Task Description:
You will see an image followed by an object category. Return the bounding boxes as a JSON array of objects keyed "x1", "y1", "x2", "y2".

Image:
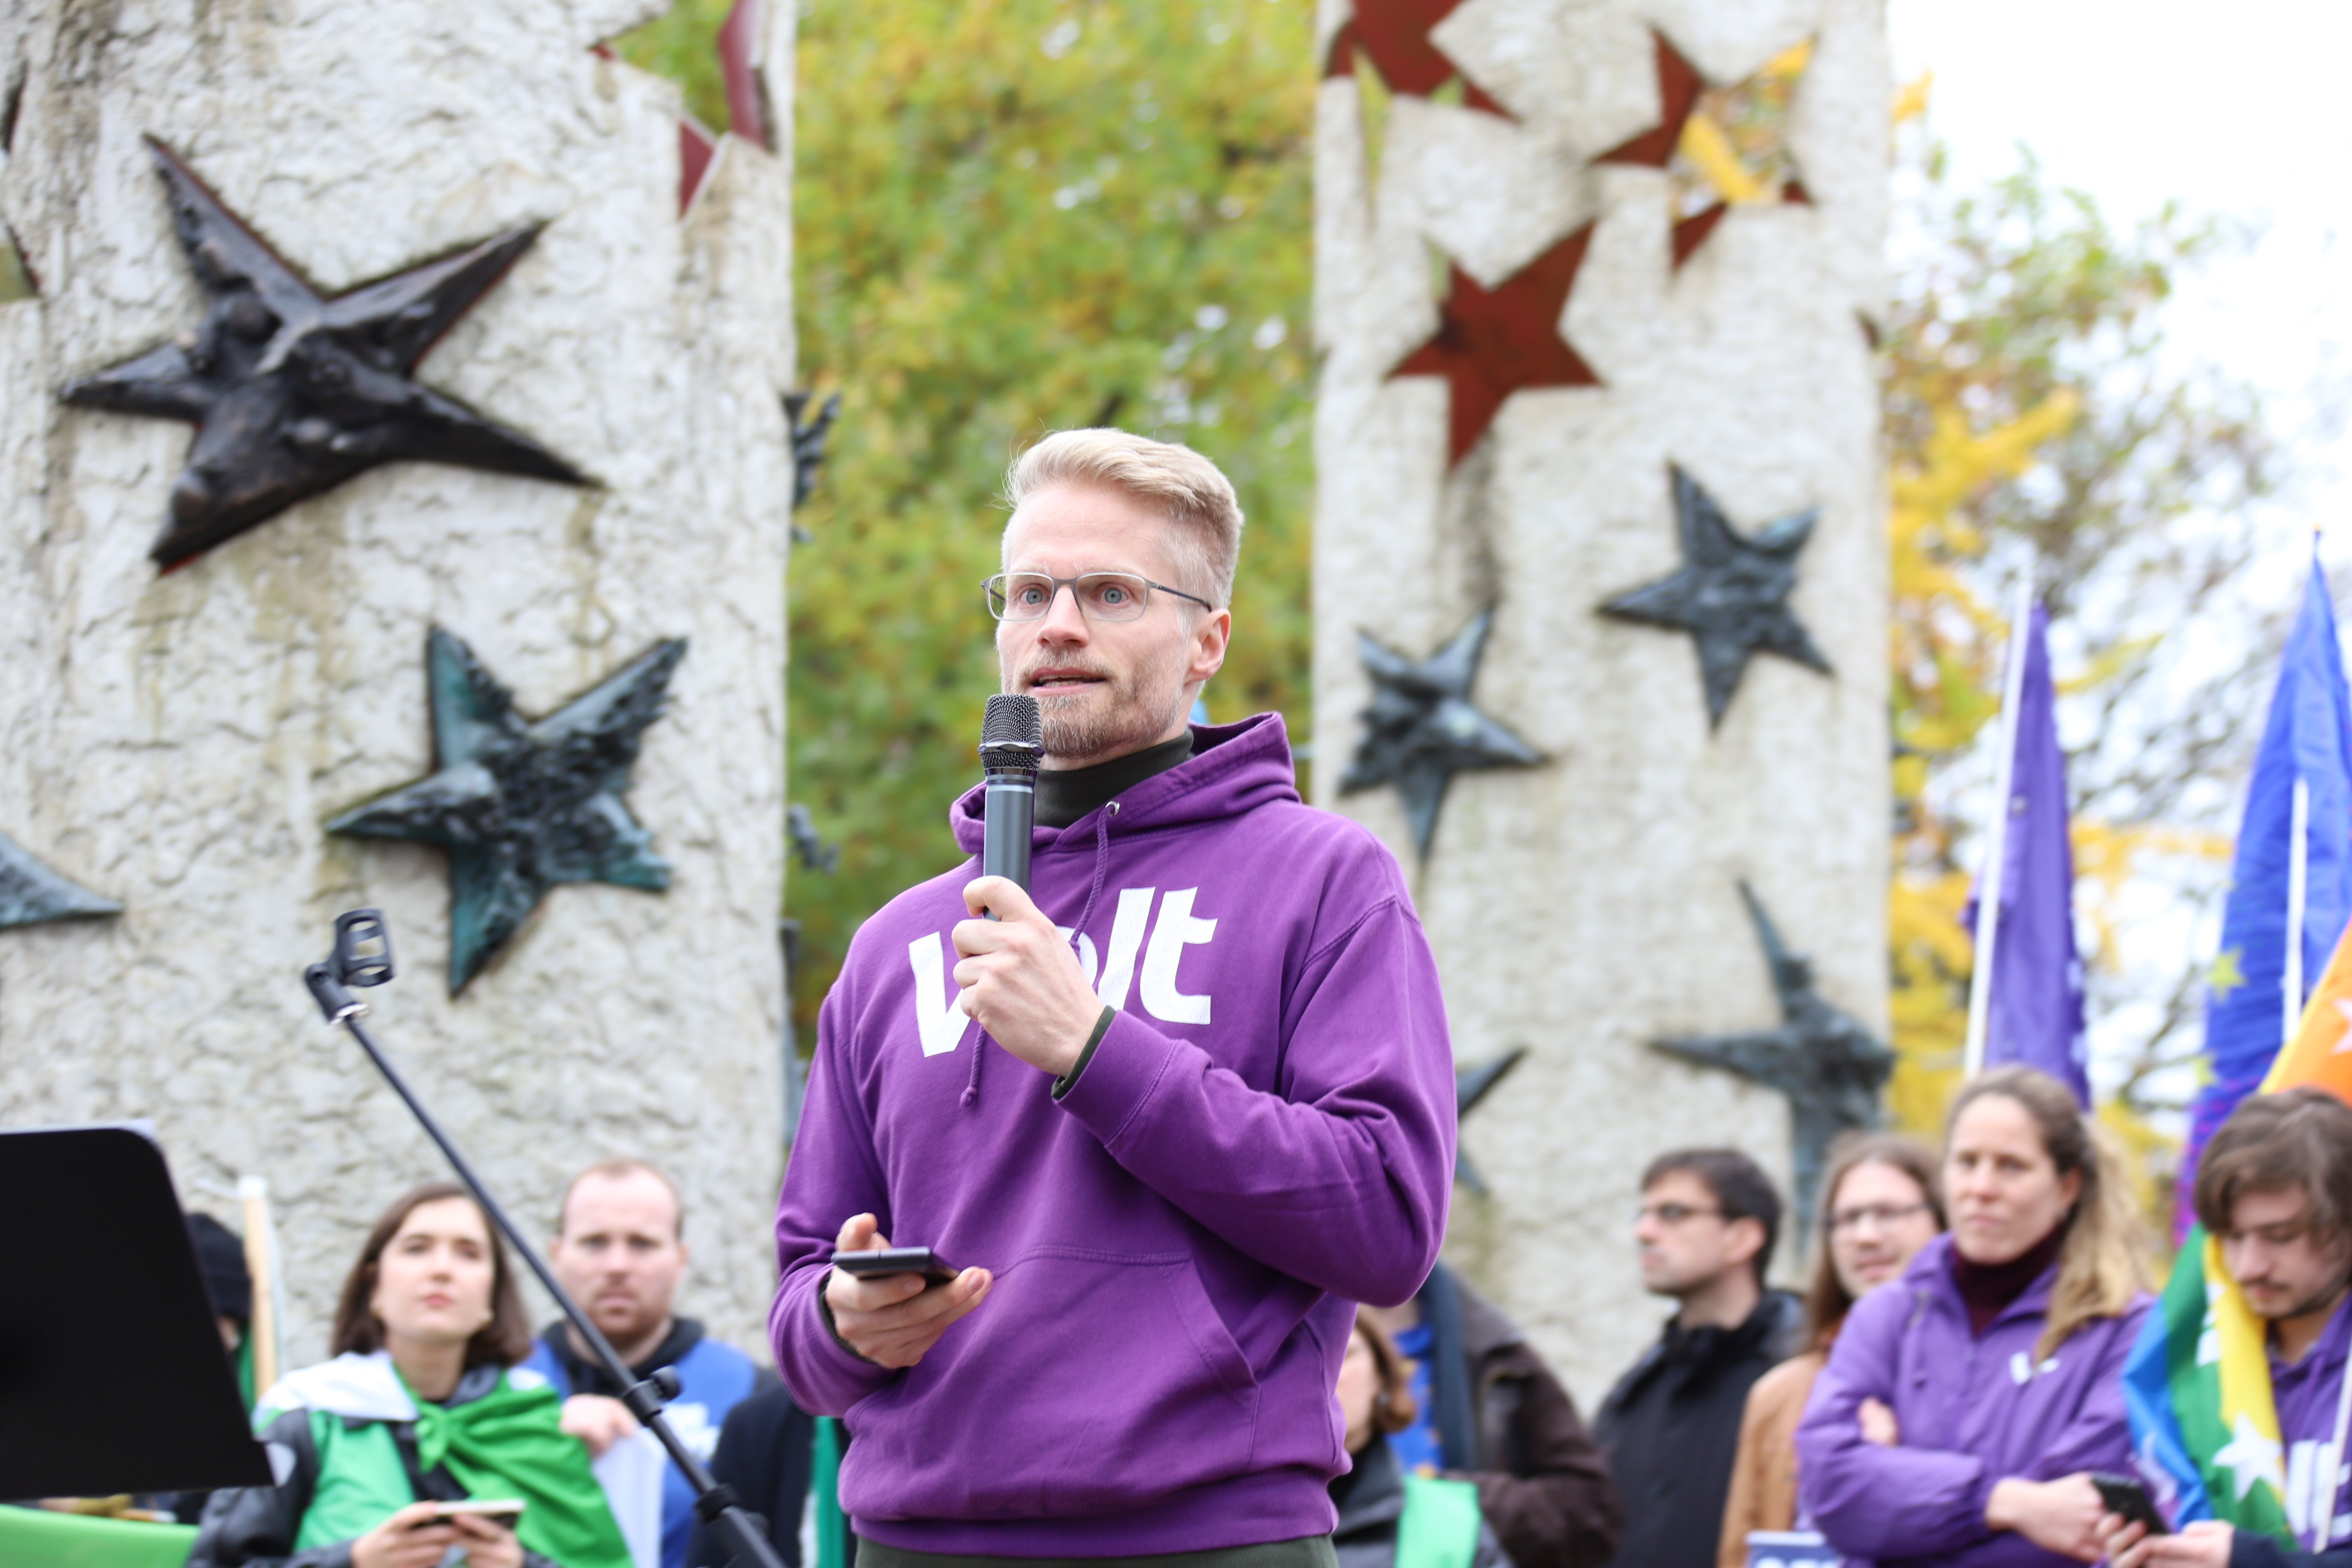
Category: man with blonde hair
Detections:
[{"x1": 770, "y1": 429, "x2": 1458, "y2": 1562}]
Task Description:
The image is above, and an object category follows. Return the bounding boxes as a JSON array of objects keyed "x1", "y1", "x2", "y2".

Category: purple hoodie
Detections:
[
  {"x1": 2270, "y1": 1292, "x2": 2352, "y2": 1549},
  {"x1": 1795, "y1": 1233, "x2": 2151, "y2": 1567},
  {"x1": 769, "y1": 714, "x2": 1456, "y2": 1554}
]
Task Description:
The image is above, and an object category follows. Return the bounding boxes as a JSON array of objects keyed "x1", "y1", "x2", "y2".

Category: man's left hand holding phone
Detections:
[{"x1": 824, "y1": 1212, "x2": 993, "y2": 1368}]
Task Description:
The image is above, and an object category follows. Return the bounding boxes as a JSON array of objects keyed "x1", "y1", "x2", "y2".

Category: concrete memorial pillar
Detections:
[
  {"x1": 1313, "y1": 0, "x2": 1890, "y2": 1399},
  {"x1": 0, "y1": 0, "x2": 794, "y2": 1359}
]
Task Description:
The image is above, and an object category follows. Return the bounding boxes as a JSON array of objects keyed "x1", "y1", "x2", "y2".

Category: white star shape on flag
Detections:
[
  {"x1": 2214, "y1": 1412, "x2": 2287, "y2": 1502},
  {"x1": 2328, "y1": 995, "x2": 2352, "y2": 1052}
]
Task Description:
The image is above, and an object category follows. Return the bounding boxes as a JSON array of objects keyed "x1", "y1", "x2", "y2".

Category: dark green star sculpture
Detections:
[
  {"x1": 0, "y1": 830, "x2": 121, "y2": 929},
  {"x1": 1601, "y1": 466, "x2": 1831, "y2": 727},
  {"x1": 1455, "y1": 1045, "x2": 1526, "y2": 1195},
  {"x1": 60, "y1": 137, "x2": 584, "y2": 570},
  {"x1": 1652, "y1": 882, "x2": 1893, "y2": 1232},
  {"x1": 1340, "y1": 609, "x2": 1543, "y2": 861},
  {"x1": 328, "y1": 628, "x2": 686, "y2": 992}
]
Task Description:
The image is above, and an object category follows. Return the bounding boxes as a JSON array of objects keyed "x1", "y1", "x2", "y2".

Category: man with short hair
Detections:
[
  {"x1": 2106, "y1": 1087, "x2": 2352, "y2": 1568},
  {"x1": 769, "y1": 429, "x2": 1456, "y2": 1560},
  {"x1": 526, "y1": 1159, "x2": 808, "y2": 1568},
  {"x1": 1595, "y1": 1148, "x2": 1805, "y2": 1568}
]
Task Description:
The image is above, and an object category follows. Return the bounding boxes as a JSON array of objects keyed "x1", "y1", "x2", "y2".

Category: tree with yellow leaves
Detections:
[{"x1": 1883, "y1": 128, "x2": 2277, "y2": 1222}]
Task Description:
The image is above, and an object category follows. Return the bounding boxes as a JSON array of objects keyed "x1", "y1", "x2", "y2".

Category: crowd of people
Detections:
[
  {"x1": 1322, "y1": 1067, "x2": 2352, "y2": 1568},
  {"x1": 38, "y1": 433, "x2": 2352, "y2": 1568},
  {"x1": 173, "y1": 1160, "x2": 812, "y2": 1568},
  {"x1": 133, "y1": 1063, "x2": 2352, "y2": 1568}
]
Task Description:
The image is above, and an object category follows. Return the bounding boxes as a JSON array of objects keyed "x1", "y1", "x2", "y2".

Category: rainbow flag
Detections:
[{"x1": 2125, "y1": 911, "x2": 2352, "y2": 1533}]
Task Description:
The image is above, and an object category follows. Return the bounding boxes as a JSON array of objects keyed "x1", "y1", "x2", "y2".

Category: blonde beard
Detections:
[{"x1": 1033, "y1": 672, "x2": 1196, "y2": 765}]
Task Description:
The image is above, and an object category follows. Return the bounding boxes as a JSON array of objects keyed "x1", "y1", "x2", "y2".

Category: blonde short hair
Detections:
[{"x1": 1002, "y1": 429, "x2": 1244, "y2": 609}]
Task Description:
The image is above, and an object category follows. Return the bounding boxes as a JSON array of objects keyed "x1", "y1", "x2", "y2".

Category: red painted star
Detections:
[
  {"x1": 1323, "y1": 0, "x2": 1509, "y2": 118},
  {"x1": 1390, "y1": 224, "x2": 1600, "y2": 466},
  {"x1": 1596, "y1": 31, "x2": 1705, "y2": 170},
  {"x1": 1598, "y1": 30, "x2": 1811, "y2": 268}
]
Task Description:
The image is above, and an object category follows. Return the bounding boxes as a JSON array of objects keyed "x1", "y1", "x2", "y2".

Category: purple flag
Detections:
[{"x1": 1966, "y1": 602, "x2": 2089, "y2": 1104}]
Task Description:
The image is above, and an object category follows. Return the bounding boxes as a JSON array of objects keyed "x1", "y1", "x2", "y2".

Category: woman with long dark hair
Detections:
[
  {"x1": 190, "y1": 1183, "x2": 630, "y2": 1568},
  {"x1": 1796, "y1": 1067, "x2": 2152, "y2": 1566},
  {"x1": 1716, "y1": 1131, "x2": 1945, "y2": 1566}
]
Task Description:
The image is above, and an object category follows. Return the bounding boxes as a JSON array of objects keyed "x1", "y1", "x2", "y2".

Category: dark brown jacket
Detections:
[{"x1": 1434, "y1": 1268, "x2": 1624, "y2": 1568}]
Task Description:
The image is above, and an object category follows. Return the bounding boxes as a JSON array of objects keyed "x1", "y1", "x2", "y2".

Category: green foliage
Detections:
[
  {"x1": 1882, "y1": 131, "x2": 2276, "y2": 1211},
  {"x1": 784, "y1": 0, "x2": 1317, "y2": 1026},
  {"x1": 611, "y1": 0, "x2": 735, "y2": 132}
]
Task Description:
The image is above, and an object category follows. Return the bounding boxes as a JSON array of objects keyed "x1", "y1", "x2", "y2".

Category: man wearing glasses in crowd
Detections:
[
  {"x1": 1596, "y1": 1149, "x2": 1807, "y2": 1568},
  {"x1": 767, "y1": 428, "x2": 1458, "y2": 1565}
]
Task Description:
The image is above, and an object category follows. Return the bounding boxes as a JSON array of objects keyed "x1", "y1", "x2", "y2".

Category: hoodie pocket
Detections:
[{"x1": 839, "y1": 1246, "x2": 1261, "y2": 1520}]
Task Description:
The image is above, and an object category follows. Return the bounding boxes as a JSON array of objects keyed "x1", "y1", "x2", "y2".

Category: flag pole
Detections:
[
  {"x1": 1965, "y1": 582, "x2": 2036, "y2": 1079},
  {"x1": 237, "y1": 1173, "x2": 281, "y2": 1398},
  {"x1": 2287, "y1": 775, "x2": 2312, "y2": 1049}
]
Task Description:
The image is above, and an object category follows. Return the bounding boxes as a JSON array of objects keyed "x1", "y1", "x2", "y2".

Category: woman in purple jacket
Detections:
[{"x1": 1796, "y1": 1067, "x2": 2153, "y2": 1565}]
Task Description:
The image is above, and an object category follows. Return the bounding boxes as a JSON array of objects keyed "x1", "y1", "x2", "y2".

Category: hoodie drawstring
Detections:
[{"x1": 962, "y1": 802, "x2": 1118, "y2": 1110}]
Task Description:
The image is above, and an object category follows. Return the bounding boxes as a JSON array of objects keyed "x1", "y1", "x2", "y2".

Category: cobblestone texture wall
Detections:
[
  {"x1": 0, "y1": 0, "x2": 793, "y2": 1365},
  {"x1": 1314, "y1": 0, "x2": 1889, "y2": 1402}
]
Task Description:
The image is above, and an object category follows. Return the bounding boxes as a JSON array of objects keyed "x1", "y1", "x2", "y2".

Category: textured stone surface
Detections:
[
  {"x1": 0, "y1": 0, "x2": 794, "y2": 1365},
  {"x1": 1315, "y1": 0, "x2": 1888, "y2": 1403}
]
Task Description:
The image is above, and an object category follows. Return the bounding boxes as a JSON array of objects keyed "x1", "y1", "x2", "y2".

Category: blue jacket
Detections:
[{"x1": 523, "y1": 1318, "x2": 763, "y2": 1568}]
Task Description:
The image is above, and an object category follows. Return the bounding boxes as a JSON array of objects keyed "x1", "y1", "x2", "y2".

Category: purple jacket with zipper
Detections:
[
  {"x1": 1795, "y1": 1233, "x2": 2151, "y2": 1568},
  {"x1": 768, "y1": 714, "x2": 1456, "y2": 1555}
]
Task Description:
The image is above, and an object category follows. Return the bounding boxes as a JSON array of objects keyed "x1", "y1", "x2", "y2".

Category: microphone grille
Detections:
[{"x1": 982, "y1": 693, "x2": 1043, "y2": 749}]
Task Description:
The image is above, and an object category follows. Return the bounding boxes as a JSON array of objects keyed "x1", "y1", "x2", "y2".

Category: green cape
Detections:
[{"x1": 257, "y1": 1352, "x2": 629, "y2": 1568}]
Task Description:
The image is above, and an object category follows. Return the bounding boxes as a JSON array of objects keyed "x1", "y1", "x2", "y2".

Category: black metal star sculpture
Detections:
[
  {"x1": 60, "y1": 137, "x2": 585, "y2": 570},
  {"x1": 0, "y1": 830, "x2": 121, "y2": 929},
  {"x1": 784, "y1": 390, "x2": 840, "y2": 511},
  {"x1": 1455, "y1": 1045, "x2": 1527, "y2": 1196},
  {"x1": 1600, "y1": 466, "x2": 1831, "y2": 727},
  {"x1": 1340, "y1": 610, "x2": 1543, "y2": 861},
  {"x1": 1652, "y1": 882, "x2": 1893, "y2": 1232},
  {"x1": 326, "y1": 628, "x2": 686, "y2": 993}
]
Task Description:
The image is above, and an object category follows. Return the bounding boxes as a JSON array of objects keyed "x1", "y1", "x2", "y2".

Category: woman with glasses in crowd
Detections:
[
  {"x1": 1717, "y1": 1132, "x2": 1946, "y2": 1568},
  {"x1": 1796, "y1": 1067, "x2": 2153, "y2": 1566}
]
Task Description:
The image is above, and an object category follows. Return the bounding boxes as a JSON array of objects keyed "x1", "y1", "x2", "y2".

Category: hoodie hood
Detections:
[
  {"x1": 949, "y1": 712, "x2": 1302, "y2": 853},
  {"x1": 769, "y1": 706, "x2": 1456, "y2": 1555}
]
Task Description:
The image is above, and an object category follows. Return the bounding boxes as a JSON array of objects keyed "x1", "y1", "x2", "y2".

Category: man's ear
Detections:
[
  {"x1": 1188, "y1": 607, "x2": 1232, "y2": 686},
  {"x1": 1723, "y1": 1214, "x2": 1767, "y2": 1271}
]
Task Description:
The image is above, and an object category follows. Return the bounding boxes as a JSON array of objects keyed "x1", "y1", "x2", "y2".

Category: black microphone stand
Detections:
[{"x1": 303, "y1": 910, "x2": 786, "y2": 1568}]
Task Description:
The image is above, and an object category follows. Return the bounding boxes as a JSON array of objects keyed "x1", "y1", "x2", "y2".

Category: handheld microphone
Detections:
[{"x1": 978, "y1": 694, "x2": 1042, "y2": 915}]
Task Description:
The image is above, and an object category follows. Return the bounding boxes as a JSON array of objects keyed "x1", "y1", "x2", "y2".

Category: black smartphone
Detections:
[
  {"x1": 2091, "y1": 1472, "x2": 2169, "y2": 1537},
  {"x1": 831, "y1": 1246, "x2": 960, "y2": 1285},
  {"x1": 427, "y1": 1500, "x2": 526, "y2": 1531}
]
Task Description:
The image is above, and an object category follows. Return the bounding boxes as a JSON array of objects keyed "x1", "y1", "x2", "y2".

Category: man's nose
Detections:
[{"x1": 1038, "y1": 583, "x2": 1091, "y2": 641}]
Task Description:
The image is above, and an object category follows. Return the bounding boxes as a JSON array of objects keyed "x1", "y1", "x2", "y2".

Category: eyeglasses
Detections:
[
  {"x1": 1635, "y1": 1202, "x2": 1724, "y2": 1227},
  {"x1": 1826, "y1": 1201, "x2": 1932, "y2": 1235},
  {"x1": 983, "y1": 571, "x2": 1215, "y2": 623}
]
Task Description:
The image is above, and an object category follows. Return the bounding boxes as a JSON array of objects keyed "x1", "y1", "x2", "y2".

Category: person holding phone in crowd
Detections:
[
  {"x1": 1715, "y1": 1132, "x2": 1946, "y2": 1568},
  {"x1": 2103, "y1": 1089, "x2": 2352, "y2": 1568},
  {"x1": 1796, "y1": 1067, "x2": 2152, "y2": 1566},
  {"x1": 189, "y1": 1183, "x2": 631, "y2": 1568}
]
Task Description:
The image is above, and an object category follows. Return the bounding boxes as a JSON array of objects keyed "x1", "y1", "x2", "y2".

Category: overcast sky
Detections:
[
  {"x1": 1887, "y1": 0, "x2": 2352, "y2": 1103},
  {"x1": 1891, "y1": 0, "x2": 2352, "y2": 519}
]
